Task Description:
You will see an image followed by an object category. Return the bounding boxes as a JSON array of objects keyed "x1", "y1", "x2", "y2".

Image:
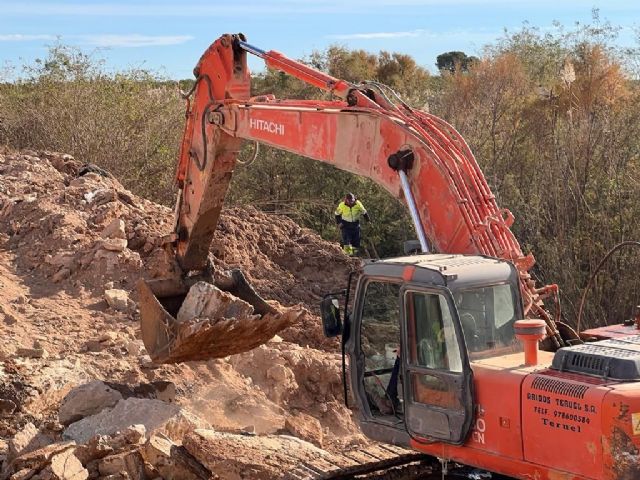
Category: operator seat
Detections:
[{"x1": 460, "y1": 312, "x2": 480, "y2": 351}]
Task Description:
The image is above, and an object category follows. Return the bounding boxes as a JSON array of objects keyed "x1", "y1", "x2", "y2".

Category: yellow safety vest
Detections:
[{"x1": 335, "y1": 200, "x2": 367, "y2": 223}]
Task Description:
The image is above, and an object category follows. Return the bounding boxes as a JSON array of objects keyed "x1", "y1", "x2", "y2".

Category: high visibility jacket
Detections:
[{"x1": 335, "y1": 200, "x2": 367, "y2": 223}]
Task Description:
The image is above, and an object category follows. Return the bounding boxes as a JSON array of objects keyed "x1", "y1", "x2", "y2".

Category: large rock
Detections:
[
  {"x1": 100, "y1": 238, "x2": 128, "y2": 252},
  {"x1": 6, "y1": 423, "x2": 54, "y2": 465},
  {"x1": 15, "y1": 347, "x2": 47, "y2": 359},
  {"x1": 58, "y1": 381, "x2": 124, "y2": 426},
  {"x1": 105, "y1": 381, "x2": 176, "y2": 404},
  {"x1": 63, "y1": 398, "x2": 207, "y2": 444},
  {"x1": 40, "y1": 448, "x2": 88, "y2": 480},
  {"x1": 104, "y1": 289, "x2": 130, "y2": 311},
  {"x1": 0, "y1": 399, "x2": 16, "y2": 416},
  {"x1": 176, "y1": 282, "x2": 255, "y2": 323},
  {"x1": 97, "y1": 450, "x2": 145, "y2": 479},
  {"x1": 72, "y1": 436, "x2": 114, "y2": 466},
  {"x1": 73, "y1": 425, "x2": 146, "y2": 467},
  {"x1": 285, "y1": 412, "x2": 324, "y2": 447},
  {"x1": 100, "y1": 219, "x2": 126, "y2": 240},
  {"x1": 183, "y1": 429, "x2": 328, "y2": 480},
  {"x1": 6, "y1": 442, "x2": 76, "y2": 477},
  {"x1": 141, "y1": 435, "x2": 211, "y2": 480}
]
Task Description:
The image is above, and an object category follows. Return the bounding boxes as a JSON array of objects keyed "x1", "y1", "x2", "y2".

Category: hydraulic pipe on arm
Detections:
[
  {"x1": 236, "y1": 40, "x2": 383, "y2": 109},
  {"x1": 171, "y1": 33, "x2": 564, "y2": 349}
]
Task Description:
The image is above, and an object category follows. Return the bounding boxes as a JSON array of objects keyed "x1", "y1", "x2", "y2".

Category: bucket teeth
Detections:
[{"x1": 137, "y1": 277, "x2": 302, "y2": 364}]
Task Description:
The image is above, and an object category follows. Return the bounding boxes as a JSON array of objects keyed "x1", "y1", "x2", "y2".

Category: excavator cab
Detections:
[{"x1": 323, "y1": 253, "x2": 523, "y2": 446}]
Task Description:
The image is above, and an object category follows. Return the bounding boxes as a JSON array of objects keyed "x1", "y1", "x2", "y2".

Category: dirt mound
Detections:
[
  {"x1": 0, "y1": 149, "x2": 376, "y2": 478},
  {"x1": 211, "y1": 208, "x2": 354, "y2": 308},
  {"x1": 0, "y1": 150, "x2": 355, "y2": 304},
  {"x1": 0, "y1": 150, "x2": 356, "y2": 351}
]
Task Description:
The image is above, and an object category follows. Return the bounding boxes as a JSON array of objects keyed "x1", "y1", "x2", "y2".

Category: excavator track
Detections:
[{"x1": 284, "y1": 444, "x2": 432, "y2": 479}]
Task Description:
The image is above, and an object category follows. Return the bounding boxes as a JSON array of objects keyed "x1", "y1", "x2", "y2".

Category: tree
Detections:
[
  {"x1": 436, "y1": 51, "x2": 479, "y2": 73},
  {"x1": 432, "y1": 19, "x2": 640, "y2": 329}
]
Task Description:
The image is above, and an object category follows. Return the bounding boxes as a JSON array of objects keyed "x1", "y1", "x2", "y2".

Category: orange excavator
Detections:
[{"x1": 138, "y1": 34, "x2": 640, "y2": 480}]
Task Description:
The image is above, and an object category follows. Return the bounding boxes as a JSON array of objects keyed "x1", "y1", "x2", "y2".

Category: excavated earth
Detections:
[{"x1": 0, "y1": 149, "x2": 445, "y2": 479}]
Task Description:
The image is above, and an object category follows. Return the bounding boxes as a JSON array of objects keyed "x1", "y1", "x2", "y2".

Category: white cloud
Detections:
[
  {"x1": 0, "y1": 33, "x2": 192, "y2": 48},
  {"x1": 326, "y1": 28, "x2": 500, "y2": 44},
  {"x1": 327, "y1": 30, "x2": 424, "y2": 40},
  {"x1": 2, "y1": 0, "x2": 637, "y2": 17},
  {"x1": 0, "y1": 34, "x2": 56, "y2": 41},
  {"x1": 78, "y1": 34, "x2": 194, "y2": 48},
  {"x1": 0, "y1": 2, "x2": 324, "y2": 16}
]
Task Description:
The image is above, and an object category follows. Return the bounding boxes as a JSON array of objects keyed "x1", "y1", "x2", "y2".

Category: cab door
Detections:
[{"x1": 401, "y1": 286, "x2": 474, "y2": 445}]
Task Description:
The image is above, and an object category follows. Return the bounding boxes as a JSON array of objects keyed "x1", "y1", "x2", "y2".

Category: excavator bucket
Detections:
[{"x1": 138, "y1": 270, "x2": 303, "y2": 364}]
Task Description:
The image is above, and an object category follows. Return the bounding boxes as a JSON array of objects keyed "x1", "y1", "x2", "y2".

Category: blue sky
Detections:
[{"x1": 1, "y1": 1, "x2": 638, "y2": 80}]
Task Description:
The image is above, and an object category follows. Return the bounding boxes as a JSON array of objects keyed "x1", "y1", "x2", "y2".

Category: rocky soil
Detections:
[{"x1": 0, "y1": 148, "x2": 387, "y2": 479}]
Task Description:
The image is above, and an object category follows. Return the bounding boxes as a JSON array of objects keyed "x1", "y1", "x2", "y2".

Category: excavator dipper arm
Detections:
[{"x1": 140, "y1": 33, "x2": 563, "y2": 363}]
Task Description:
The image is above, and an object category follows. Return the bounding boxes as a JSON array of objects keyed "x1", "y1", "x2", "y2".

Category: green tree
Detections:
[{"x1": 436, "y1": 51, "x2": 479, "y2": 73}]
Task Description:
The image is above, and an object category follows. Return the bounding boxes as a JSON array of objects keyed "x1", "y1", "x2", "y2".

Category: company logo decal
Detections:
[{"x1": 250, "y1": 118, "x2": 285, "y2": 136}]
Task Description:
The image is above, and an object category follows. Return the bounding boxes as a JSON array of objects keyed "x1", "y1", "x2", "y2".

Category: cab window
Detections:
[
  {"x1": 360, "y1": 281, "x2": 402, "y2": 418},
  {"x1": 454, "y1": 284, "x2": 520, "y2": 359},
  {"x1": 406, "y1": 291, "x2": 462, "y2": 373},
  {"x1": 404, "y1": 290, "x2": 464, "y2": 411}
]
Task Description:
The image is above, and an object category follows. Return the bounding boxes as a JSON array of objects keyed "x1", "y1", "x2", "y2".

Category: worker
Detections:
[{"x1": 335, "y1": 193, "x2": 370, "y2": 256}]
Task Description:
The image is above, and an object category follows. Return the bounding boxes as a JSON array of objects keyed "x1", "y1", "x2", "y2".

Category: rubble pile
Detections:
[
  {"x1": 0, "y1": 149, "x2": 372, "y2": 479},
  {"x1": 0, "y1": 408, "x2": 214, "y2": 480}
]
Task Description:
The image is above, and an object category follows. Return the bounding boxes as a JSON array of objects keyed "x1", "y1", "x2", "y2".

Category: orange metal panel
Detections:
[
  {"x1": 410, "y1": 356, "x2": 606, "y2": 480},
  {"x1": 410, "y1": 359, "x2": 527, "y2": 462},
  {"x1": 467, "y1": 361, "x2": 526, "y2": 458},
  {"x1": 581, "y1": 323, "x2": 640, "y2": 340},
  {"x1": 600, "y1": 383, "x2": 640, "y2": 479},
  {"x1": 521, "y1": 371, "x2": 608, "y2": 478}
]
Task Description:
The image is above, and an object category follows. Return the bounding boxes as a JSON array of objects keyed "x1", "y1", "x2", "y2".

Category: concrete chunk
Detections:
[
  {"x1": 63, "y1": 398, "x2": 208, "y2": 444},
  {"x1": 176, "y1": 282, "x2": 254, "y2": 323},
  {"x1": 141, "y1": 434, "x2": 211, "y2": 480},
  {"x1": 104, "y1": 289, "x2": 129, "y2": 311},
  {"x1": 58, "y1": 381, "x2": 123, "y2": 426}
]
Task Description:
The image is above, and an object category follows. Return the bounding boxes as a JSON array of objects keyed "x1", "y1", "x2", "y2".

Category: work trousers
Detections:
[{"x1": 340, "y1": 221, "x2": 361, "y2": 249}]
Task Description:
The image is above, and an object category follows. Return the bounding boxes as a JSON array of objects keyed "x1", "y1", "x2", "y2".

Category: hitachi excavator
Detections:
[{"x1": 138, "y1": 34, "x2": 640, "y2": 480}]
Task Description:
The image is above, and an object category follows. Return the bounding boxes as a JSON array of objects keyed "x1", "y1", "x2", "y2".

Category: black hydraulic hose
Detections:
[
  {"x1": 341, "y1": 270, "x2": 356, "y2": 407},
  {"x1": 341, "y1": 331, "x2": 348, "y2": 408},
  {"x1": 576, "y1": 241, "x2": 640, "y2": 334},
  {"x1": 182, "y1": 74, "x2": 214, "y2": 172}
]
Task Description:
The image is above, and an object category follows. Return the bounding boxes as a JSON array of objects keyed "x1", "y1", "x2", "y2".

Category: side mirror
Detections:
[
  {"x1": 320, "y1": 295, "x2": 343, "y2": 337},
  {"x1": 403, "y1": 240, "x2": 422, "y2": 255}
]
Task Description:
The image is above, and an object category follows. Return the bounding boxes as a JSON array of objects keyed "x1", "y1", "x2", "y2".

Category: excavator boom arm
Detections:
[{"x1": 170, "y1": 33, "x2": 562, "y2": 349}]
